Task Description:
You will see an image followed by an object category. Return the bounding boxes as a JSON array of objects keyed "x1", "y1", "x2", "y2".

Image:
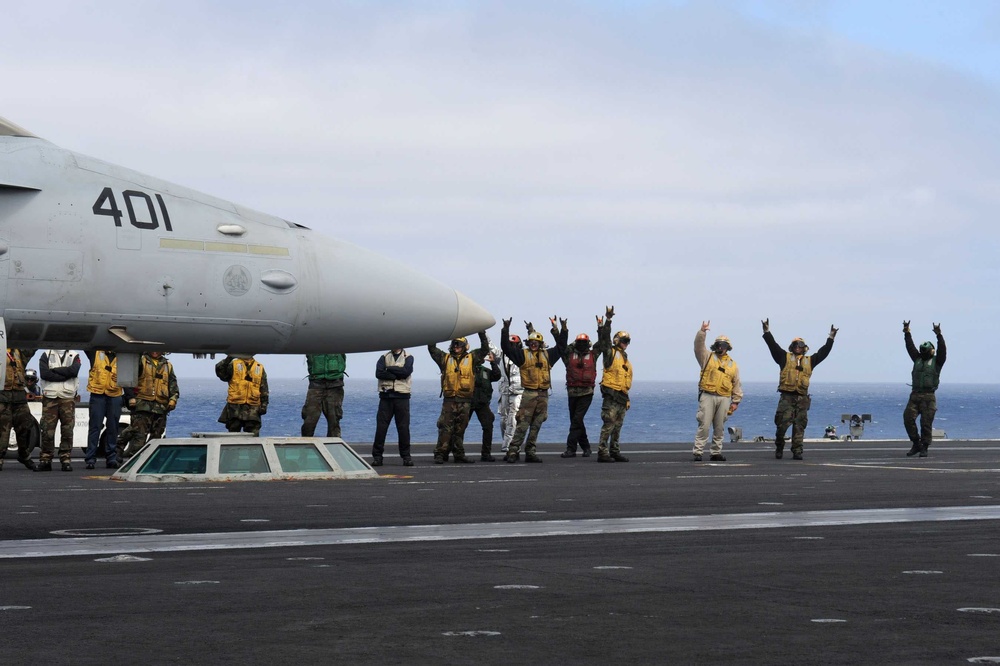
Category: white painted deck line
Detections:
[{"x1": 3, "y1": 505, "x2": 1000, "y2": 559}]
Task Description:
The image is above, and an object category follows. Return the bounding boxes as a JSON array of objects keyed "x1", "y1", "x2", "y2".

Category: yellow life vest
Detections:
[
  {"x1": 778, "y1": 353, "x2": 812, "y2": 395},
  {"x1": 227, "y1": 358, "x2": 264, "y2": 405},
  {"x1": 4, "y1": 349, "x2": 26, "y2": 391},
  {"x1": 699, "y1": 354, "x2": 736, "y2": 396},
  {"x1": 87, "y1": 351, "x2": 123, "y2": 397},
  {"x1": 441, "y1": 353, "x2": 475, "y2": 399},
  {"x1": 137, "y1": 355, "x2": 174, "y2": 404},
  {"x1": 600, "y1": 349, "x2": 633, "y2": 393},
  {"x1": 520, "y1": 349, "x2": 551, "y2": 390}
]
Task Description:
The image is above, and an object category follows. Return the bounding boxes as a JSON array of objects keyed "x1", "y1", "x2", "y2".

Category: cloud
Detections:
[{"x1": 4, "y1": 1, "x2": 998, "y2": 382}]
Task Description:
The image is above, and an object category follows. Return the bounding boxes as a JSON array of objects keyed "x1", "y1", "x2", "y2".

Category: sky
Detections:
[{"x1": 4, "y1": 0, "x2": 1000, "y2": 383}]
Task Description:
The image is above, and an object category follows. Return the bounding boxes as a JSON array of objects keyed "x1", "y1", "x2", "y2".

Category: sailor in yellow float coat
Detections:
[
  {"x1": 427, "y1": 331, "x2": 490, "y2": 464},
  {"x1": 500, "y1": 316, "x2": 568, "y2": 462},
  {"x1": 596, "y1": 306, "x2": 633, "y2": 463},
  {"x1": 0, "y1": 348, "x2": 38, "y2": 470},
  {"x1": 216, "y1": 354, "x2": 269, "y2": 436},
  {"x1": 84, "y1": 350, "x2": 125, "y2": 468},
  {"x1": 693, "y1": 321, "x2": 743, "y2": 461},
  {"x1": 762, "y1": 319, "x2": 837, "y2": 460}
]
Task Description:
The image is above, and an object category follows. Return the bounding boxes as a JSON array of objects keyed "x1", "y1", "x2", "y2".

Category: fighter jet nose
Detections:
[{"x1": 450, "y1": 290, "x2": 495, "y2": 338}]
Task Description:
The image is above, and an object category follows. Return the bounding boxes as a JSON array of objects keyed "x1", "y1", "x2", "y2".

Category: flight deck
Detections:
[{"x1": 2, "y1": 439, "x2": 999, "y2": 665}]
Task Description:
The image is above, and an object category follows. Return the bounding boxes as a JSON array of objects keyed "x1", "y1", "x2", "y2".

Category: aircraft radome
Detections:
[{"x1": 0, "y1": 116, "x2": 494, "y2": 384}]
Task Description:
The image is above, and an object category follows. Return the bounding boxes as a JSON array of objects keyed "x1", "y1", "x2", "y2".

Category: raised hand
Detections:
[
  {"x1": 761, "y1": 318, "x2": 769, "y2": 333},
  {"x1": 701, "y1": 320, "x2": 711, "y2": 332},
  {"x1": 829, "y1": 325, "x2": 839, "y2": 338}
]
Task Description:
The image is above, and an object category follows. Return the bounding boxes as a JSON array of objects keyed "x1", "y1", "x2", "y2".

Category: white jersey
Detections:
[{"x1": 490, "y1": 340, "x2": 522, "y2": 396}]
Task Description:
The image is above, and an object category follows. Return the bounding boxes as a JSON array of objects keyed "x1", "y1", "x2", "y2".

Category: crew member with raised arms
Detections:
[
  {"x1": 596, "y1": 307, "x2": 632, "y2": 463},
  {"x1": 493, "y1": 335, "x2": 523, "y2": 454},
  {"x1": 428, "y1": 331, "x2": 490, "y2": 464},
  {"x1": 692, "y1": 322, "x2": 742, "y2": 462},
  {"x1": 560, "y1": 312, "x2": 611, "y2": 459},
  {"x1": 903, "y1": 321, "x2": 946, "y2": 458},
  {"x1": 471, "y1": 350, "x2": 502, "y2": 461},
  {"x1": 500, "y1": 316, "x2": 567, "y2": 463},
  {"x1": 761, "y1": 320, "x2": 838, "y2": 460}
]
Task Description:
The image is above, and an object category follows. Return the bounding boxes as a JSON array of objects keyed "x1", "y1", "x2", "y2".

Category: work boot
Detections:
[
  {"x1": 560, "y1": 449, "x2": 577, "y2": 458},
  {"x1": 403, "y1": 457, "x2": 414, "y2": 467},
  {"x1": 35, "y1": 460, "x2": 53, "y2": 472},
  {"x1": 453, "y1": 456, "x2": 476, "y2": 464},
  {"x1": 598, "y1": 453, "x2": 614, "y2": 463},
  {"x1": 710, "y1": 454, "x2": 727, "y2": 462},
  {"x1": 61, "y1": 461, "x2": 73, "y2": 472},
  {"x1": 792, "y1": 452, "x2": 803, "y2": 461},
  {"x1": 505, "y1": 452, "x2": 519, "y2": 463},
  {"x1": 18, "y1": 457, "x2": 36, "y2": 471},
  {"x1": 693, "y1": 454, "x2": 703, "y2": 462},
  {"x1": 480, "y1": 454, "x2": 495, "y2": 462},
  {"x1": 86, "y1": 462, "x2": 95, "y2": 470},
  {"x1": 581, "y1": 446, "x2": 591, "y2": 457},
  {"x1": 611, "y1": 453, "x2": 629, "y2": 462},
  {"x1": 906, "y1": 441, "x2": 921, "y2": 457},
  {"x1": 775, "y1": 444, "x2": 784, "y2": 459},
  {"x1": 918, "y1": 445, "x2": 929, "y2": 458},
  {"x1": 524, "y1": 453, "x2": 542, "y2": 463},
  {"x1": 433, "y1": 454, "x2": 445, "y2": 464},
  {"x1": 371, "y1": 457, "x2": 383, "y2": 467},
  {"x1": 106, "y1": 461, "x2": 120, "y2": 469}
]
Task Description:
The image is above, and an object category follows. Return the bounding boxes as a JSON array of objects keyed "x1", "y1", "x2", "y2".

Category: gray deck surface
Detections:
[{"x1": 2, "y1": 439, "x2": 999, "y2": 665}]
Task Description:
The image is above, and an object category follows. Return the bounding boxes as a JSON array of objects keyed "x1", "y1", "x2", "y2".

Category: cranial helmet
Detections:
[
  {"x1": 527, "y1": 331, "x2": 545, "y2": 344},
  {"x1": 451, "y1": 337, "x2": 469, "y2": 350},
  {"x1": 788, "y1": 337, "x2": 809, "y2": 353},
  {"x1": 711, "y1": 335, "x2": 732, "y2": 353},
  {"x1": 575, "y1": 333, "x2": 590, "y2": 343},
  {"x1": 25, "y1": 368, "x2": 38, "y2": 383},
  {"x1": 919, "y1": 341, "x2": 935, "y2": 358},
  {"x1": 509, "y1": 334, "x2": 522, "y2": 345},
  {"x1": 613, "y1": 330, "x2": 631, "y2": 346}
]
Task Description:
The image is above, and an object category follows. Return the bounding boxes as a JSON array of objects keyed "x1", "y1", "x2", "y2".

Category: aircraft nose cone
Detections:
[{"x1": 450, "y1": 291, "x2": 495, "y2": 339}]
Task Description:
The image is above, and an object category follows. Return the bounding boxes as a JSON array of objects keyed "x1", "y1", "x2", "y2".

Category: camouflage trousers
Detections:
[
  {"x1": 435, "y1": 400, "x2": 473, "y2": 459},
  {"x1": 508, "y1": 389, "x2": 548, "y2": 456},
  {"x1": 903, "y1": 391, "x2": 937, "y2": 449},
  {"x1": 118, "y1": 411, "x2": 168, "y2": 459},
  {"x1": 0, "y1": 401, "x2": 36, "y2": 461},
  {"x1": 470, "y1": 401, "x2": 495, "y2": 456},
  {"x1": 597, "y1": 388, "x2": 628, "y2": 458},
  {"x1": 39, "y1": 397, "x2": 75, "y2": 462},
  {"x1": 774, "y1": 392, "x2": 811, "y2": 454},
  {"x1": 300, "y1": 386, "x2": 344, "y2": 437},
  {"x1": 219, "y1": 403, "x2": 263, "y2": 437}
]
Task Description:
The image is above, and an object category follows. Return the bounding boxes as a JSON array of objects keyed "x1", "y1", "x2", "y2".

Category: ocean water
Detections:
[{"x1": 149, "y1": 379, "x2": 1000, "y2": 444}]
